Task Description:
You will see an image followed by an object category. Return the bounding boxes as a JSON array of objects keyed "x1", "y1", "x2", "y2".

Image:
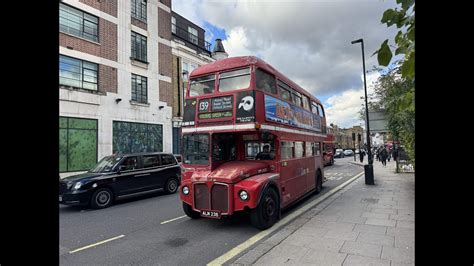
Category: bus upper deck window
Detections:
[
  {"x1": 219, "y1": 68, "x2": 251, "y2": 92},
  {"x1": 256, "y1": 68, "x2": 276, "y2": 94},
  {"x1": 189, "y1": 74, "x2": 216, "y2": 96}
]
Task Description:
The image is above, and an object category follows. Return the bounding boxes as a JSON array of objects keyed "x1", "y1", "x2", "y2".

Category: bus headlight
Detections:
[
  {"x1": 182, "y1": 186, "x2": 190, "y2": 195},
  {"x1": 239, "y1": 190, "x2": 249, "y2": 201}
]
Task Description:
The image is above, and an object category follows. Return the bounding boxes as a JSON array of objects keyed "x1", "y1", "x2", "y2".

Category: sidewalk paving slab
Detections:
[{"x1": 230, "y1": 160, "x2": 414, "y2": 265}]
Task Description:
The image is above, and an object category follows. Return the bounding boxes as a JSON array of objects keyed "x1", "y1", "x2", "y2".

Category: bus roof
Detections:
[{"x1": 190, "y1": 56, "x2": 322, "y2": 105}]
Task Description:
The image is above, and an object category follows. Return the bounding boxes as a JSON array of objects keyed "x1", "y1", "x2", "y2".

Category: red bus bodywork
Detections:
[{"x1": 180, "y1": 56, "x2": 327, "y2": 229}]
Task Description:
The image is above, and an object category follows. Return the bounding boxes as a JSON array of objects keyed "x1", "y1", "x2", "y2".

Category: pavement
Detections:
[{"x1": 231, "y1": 158, "x2": 414, "y2": 265}]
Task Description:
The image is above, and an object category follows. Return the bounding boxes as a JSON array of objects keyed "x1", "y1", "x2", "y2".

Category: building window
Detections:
[
  {"x1": 131, "y1": 74, "x2": 148, "y2": 103},
  {"x1": 131, "y1": 0, "x2": 147, "y2": 21},
  {"x1": 60, "y1": 117, "x2": 98, "y2": 172},
  {"x1": 59, "y1": 55, "x2": 98, "y2": 91},
  {"x1": 188, "y1": 26, "x2": 198, "y2": 45},
  {"x1": 131, "y1": 31, "x2": 147, "y2": 62},
  {"x1": 60, "y1": 3, "x2": 99, "y2": 42},
  {"x1": 171, "y1": 16, "x2": 176, "y2": 34},
  {"x1": 113, "y1": 121, "x2": 163, "y2": 154}
]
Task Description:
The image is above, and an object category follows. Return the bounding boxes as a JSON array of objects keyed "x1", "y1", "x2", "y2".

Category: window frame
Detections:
[
  {"x1": 281, "y1": 141, "x2": 295, "y2": 160},
  {"x1": 255, "y1": 68, "x2": 277, "y2": 95},
  {"x1": 218, "y1": 67, "x2": 252, "y2": 93},
  {"x1": 131, "y1": 73, "x2": 148, "y2": 104},
  {"x1": 131, "y1": 0, "x2": 147, "y2": 22},
  {"x1": 188, "y1": 26, "x2": 198, "y2": 45},
  {"x1": 171, "y1": 16, "x2": 176, "y2": 34},
  {"x1": 131, "y1": 31, "x2": 148, "y2": 62},
  {"x1": 59, "y1": 55, "x2": 98, "y2": 91},
  {"x1": 59, "y1": 3, "x2": 99, "y2": 43},
  {"x1": 277, "y1": 80, "x2": 292, "y2": 102}
]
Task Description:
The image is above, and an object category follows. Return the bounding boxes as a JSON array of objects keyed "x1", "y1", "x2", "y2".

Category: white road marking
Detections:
[
  {"x1": 68, "y1": 235, "x2": 125, "y2": 254},
  {"x1": 207, "y1": 170, "x2": 364, "y2": 266},
  {"x1": 160, "y1": 215, "x2": 187, "y2": 225},
  {"x1": 336, "y1": 176, "x2": 343, "y2": 180}
]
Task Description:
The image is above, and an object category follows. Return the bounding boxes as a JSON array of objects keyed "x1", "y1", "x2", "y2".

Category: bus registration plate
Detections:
[{"x1": 201, "y1": 210, "x2": 221, "y2": 219}]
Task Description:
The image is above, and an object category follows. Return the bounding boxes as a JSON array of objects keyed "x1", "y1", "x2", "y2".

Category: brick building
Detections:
[{"x1": 59, "y1": 0, "x2": 174, "y2": 177}]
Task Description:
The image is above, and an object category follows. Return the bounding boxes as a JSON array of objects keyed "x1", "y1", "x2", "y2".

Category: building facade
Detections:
[
  {"x1": 59, "y1": 0, "x2": 174, "y2": 177},
  {"x1": 169, "y1": 12, "x2": 226, "y2": 154},
  {"x1": 330, "y1": 124, "x2": 365, "y2": 150}
]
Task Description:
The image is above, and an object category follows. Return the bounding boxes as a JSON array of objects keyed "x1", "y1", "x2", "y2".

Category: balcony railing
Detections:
[{"x1": 172, "y1": 23, "x2": 211, "y2": 52}]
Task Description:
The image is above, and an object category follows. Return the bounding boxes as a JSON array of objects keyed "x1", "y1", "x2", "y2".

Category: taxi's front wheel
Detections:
[{"x1": 90, "y1": 188, "x2": 114, "y2": 209}]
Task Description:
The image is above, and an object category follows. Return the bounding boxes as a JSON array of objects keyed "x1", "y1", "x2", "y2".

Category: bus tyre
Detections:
[
  {"x1": 315, "y1": 171, "x2": 323, "y2": 194},
  {"x1": 164, "y1": 178, "x2": 179, "y2": 194},
  {"x1": 251, "y1": 188, "x2": 279, "y2": 230},
  {"x1": 90, "y1": 188, "x2": 114, "y2": 209},
  {"x1": 183, "y1": 202, "x2": 201, "y2": 219}
]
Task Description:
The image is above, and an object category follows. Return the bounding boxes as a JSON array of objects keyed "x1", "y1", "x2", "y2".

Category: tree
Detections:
[
  {"x1": 374, "y1": 0, "x2": 415, "y2": 80},
  {"x1": 373, "y1": 0, "x2": 415, "y2": 168},
  {"x1": 371, "y1": 67, "x2": 415, "y2": 167}
]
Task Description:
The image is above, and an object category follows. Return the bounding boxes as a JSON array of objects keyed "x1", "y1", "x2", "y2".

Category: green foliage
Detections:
[
  {"x1": 372, "y1": 0, "x2": 415, "y2": 168},
  {"x1": 372, "y1": 67, "x2": 415, "y2": 168},
  {"x1": 374, "y1": 0, "x2": 415, "y2": 80}
]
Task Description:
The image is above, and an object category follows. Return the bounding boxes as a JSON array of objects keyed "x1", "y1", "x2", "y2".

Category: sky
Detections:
[{"x1": 172, "y1": 0, "x2": 400, "y2": 128}]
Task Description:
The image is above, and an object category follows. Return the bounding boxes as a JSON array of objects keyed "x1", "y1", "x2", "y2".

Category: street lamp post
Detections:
[{"x1": 351, "y1": 38, "x2": 374, "y2": 185}]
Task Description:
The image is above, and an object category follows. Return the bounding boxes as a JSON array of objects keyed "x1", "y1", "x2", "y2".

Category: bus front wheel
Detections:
[
  {"x1": 182, "y1": 202, "x2": 201, "y2": 219},
  {"x1": 250, "y1": 188, "x2": 279, "y2": 230}
]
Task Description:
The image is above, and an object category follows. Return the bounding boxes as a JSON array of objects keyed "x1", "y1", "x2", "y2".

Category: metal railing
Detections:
[
  {"x1": 172, "y1": 23, "x2": 211, "y2": 52},
  {"x1": 396, "y1": 148, "x2": 414, "y2": 173}
]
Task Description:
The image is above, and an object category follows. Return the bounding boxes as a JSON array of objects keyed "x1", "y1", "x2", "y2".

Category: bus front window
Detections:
[
  {"x1": 218, "y1": 68, "x2": 251, "y2": 92},
  {"x1": 189, "y1": 74, "x2": 216, "y2": 96},
  {"x1": 212, "y1": 134, "x2": 236, "y2": 162},
  {"x1": 183, "y1": 134, "x2": 210, "y2": 165}
]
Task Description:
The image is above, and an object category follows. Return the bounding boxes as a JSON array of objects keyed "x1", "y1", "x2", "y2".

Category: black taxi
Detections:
[{"x1": 59, "y1": 152, "x2": 181, "y2": 209}]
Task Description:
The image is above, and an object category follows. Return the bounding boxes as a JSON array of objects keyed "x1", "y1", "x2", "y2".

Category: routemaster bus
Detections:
[
  {"x1": 323, "y1": 130, "x2": 335, "y2": 166},
  {"x1": 179, "y1": 56, "x2": 327, "y2": 229}
]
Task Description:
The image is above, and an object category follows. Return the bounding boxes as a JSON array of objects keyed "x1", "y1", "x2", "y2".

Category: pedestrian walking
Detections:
[
  {"x1": 359, "y1": 149, "x2": 365, "y2": 163},
  {"x1": 380, "y1": 148, "x2": 388, "y2": 167},
  {"x1": 393, "y1": 148, "x2": 398, "y2": 162}
]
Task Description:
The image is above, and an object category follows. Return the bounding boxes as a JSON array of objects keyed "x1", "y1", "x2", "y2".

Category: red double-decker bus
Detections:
[
  {"x1": 323, "y1": 129, "x2": 335, "y2": 166},
  {"x1": 180, "y1": 56, "x2": 327, "y2": 229}
]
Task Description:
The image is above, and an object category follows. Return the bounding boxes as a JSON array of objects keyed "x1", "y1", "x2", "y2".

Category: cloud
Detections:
[
  {"x1": 172, "y1": 0, "x2": 399, "y2": 127},
  {"x1": 324, "y1": 71, "x2": 380, "y2": 128}
]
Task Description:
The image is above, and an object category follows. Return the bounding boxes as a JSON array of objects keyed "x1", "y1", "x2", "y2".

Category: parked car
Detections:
[
  {"x1": 59, "y1": 152, "x2": 181, "y2": 209},
  {"x1": 334, "y1": 149, "x2": 344, "y2": 158},
  {"x1": 343, "y1": 149, "x2": 354, "y2": 156}
]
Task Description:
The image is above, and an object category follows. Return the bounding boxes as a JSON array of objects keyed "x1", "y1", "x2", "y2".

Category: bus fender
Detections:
[{"x1": 256, "y1": 175, "x2": 281, "y2": 219}]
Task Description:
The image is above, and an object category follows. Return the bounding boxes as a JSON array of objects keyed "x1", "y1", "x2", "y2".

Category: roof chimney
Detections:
[{"x1": 212, "y1": 39, "x2": 228, "y2": 60}]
